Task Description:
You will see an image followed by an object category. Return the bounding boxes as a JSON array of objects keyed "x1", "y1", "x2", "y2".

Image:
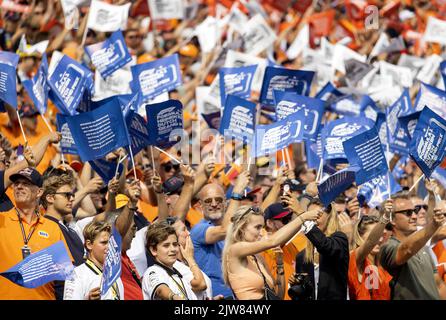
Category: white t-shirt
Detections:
[
  {"x1": 142, "y1": 263, "x2": 197, "y2": 300},
  {"x1": 74, "y1": 216, "x2": 95, "y2": 243},
  {"x1": 64, "y1": 263, "x2": 124, "y2": 300},
  {"x1": 127, "y1": 226, "x2": 148, "y2": 276}
]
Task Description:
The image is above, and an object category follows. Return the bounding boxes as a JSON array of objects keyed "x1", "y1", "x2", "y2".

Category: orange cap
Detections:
[
  {"x1": 179, "y1": 44, "x2": 199, "y2": 58},
  {"x1": 137, "y1": 53, "x2": 156, "y2": 64}
]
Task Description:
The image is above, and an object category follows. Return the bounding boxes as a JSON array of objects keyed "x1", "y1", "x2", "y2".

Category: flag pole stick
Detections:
[
  {"x1": 128, "y1": 145, "x2": 137, "y2": 180},
  {"x1": 153, "y1": 146, "x2": 182, "y2": 165},
  {"x1": 409, "y1": 174, "x2": 424, "y2": 193},
  {"x1": 114, "y1": 154, "x2": 123, "y2": 179},
  {"x1": 150, "y1": 146, "x2": 156, "y2": 170},
  {"x1": 40, "y1": 114, "x2": 53, "y2": 132},
  {"x1": 16, "y1": 110, "x2": 27, "y2": 144},
  {"x1": 281, "y1": 149, "x2": 287, "y2": 168},
  {"x1": 284, "y1": 147, "x2": 292, "y2": 169},
  {"x1": 316, "y1": 158, "x2": 323, "y2": 182}
]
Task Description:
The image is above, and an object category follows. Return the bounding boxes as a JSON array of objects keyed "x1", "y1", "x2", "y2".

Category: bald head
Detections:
[{"x1": 198, "y1": 183, "x2": 226, "y2": 223}]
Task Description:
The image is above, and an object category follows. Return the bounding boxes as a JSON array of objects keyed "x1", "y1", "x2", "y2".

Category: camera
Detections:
[{"x1": 288, "y1": 273, "x2": 314, "y2": 300}]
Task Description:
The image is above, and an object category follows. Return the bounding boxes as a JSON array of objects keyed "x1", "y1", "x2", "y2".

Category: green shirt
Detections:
[{"x1": 379, "y1": 236, "x2": 439, "y2": 300}]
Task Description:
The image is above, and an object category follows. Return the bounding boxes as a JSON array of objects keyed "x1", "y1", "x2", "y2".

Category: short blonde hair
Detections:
[{"x1": 83, "y1": 220, "x2": 111, "y2": 252}]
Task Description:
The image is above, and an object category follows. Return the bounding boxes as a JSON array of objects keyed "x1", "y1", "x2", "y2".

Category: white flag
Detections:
[
  {"x1": 332, "y1": 44, "x2": 366, "y2": 74},
  {"x1": 286, "y1": 24, "x2": 309, "y2": 60},
  {"x1": 60, "y1": 0, "x2": 86, "y2": 30},
  {"x1": 379, "y1": 61, "x2": 413, "y2": 88},
  {"x1": 241, "y1": 14, "x2": 276, "y2": 56},
  {"x1": 195, "y1": 16, "x2": 222, "y2": 53},
  {"x1": 93, "y1": 68, "x2": 133, "y2": 101},
  {"x1": 87, "y1": 0, "x2": 130, "y2": 33},
  {"x1": 424, "y1": 16, "x2": 446, "y2": 45},
  {"x1": 416, "y1": 54, "x2": 442, "y2": 85},
  {"x1": 148, "y1": 0, "x2": 184, "y2": 20}
]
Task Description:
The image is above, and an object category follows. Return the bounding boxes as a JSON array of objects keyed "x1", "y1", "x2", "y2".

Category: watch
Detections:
[{"x1": 231, "y1": 193, "x2": 243, "y2": 201}]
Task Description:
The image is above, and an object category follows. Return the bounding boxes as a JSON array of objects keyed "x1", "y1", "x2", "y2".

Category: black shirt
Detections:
[{"x1": 0, "y1": 170, "x2": 13, "y2": 212}]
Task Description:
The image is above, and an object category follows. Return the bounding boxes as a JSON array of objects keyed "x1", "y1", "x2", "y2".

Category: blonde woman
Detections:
[
  {"x1": 348, "y1": 199, "x2": 393, "y2": 300},
  {"x1": 222, "y1": 205, "x2": 320, "y2": 300},
  {"x1": 292, "y1": 197, "x2": 349, "y2": 300}
]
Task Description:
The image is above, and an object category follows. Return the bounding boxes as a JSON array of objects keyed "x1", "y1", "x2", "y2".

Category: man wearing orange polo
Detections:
[{"x1": 0, "y1": 167, "x2": 71, "y2": 300}]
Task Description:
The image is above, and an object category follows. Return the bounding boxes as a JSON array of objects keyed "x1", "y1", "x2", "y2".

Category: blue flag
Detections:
[
  {"x1": 273, "y1": 90, "x2": 325, "y2": 140},
  {"x1": 90, "y1": 92, "x2": 137, "y2": 118},
  {"x1": 126, "y1": 110, "x2": 150, "y2": 156},
  {"x1": 440, "y1": 60, "x2": 446, "y2": 90},
  {"x1": 101, "y1": 227, "x2": 122, "y2": 297},
  {"x1": 131, "y1": 54, "x2": 182, "y2": 102},
  {"x1": 315, "y1": 82, "x2": 344, "y2": 106},
  {"x1": 357, "y1": 173, "x2": 401, "y2": 208},
  {"x1": 218, "y1": 65, "x2": 257, "y2": 107},
  {"x1": 330, "y1": 94, "x2": 379, "y2": 122},
  {"x1": 318, "y1": 168, "x2": 356, "y2": 207},
  {"x1": 56, "y1": 113, "x2": 78, "y2": 155},
  {"x1": 0, "y1": 241, "x2": 73, "y2": 288},
  {"x1": 392, "y1": 155, "x2": 410, "y2": 180},
  {"x1": 398, "y1": 110, "x2": 420, "y2": 139},
  {"x1": 259, "y1": 67, "x2": 314, "y2": 106},
  {"x1": 321, "y1": 117, "x2": 374, "y2": 160},
  {"x1": 305, "y1": 126, "x2": 323, "y2": 169},
  {"x1": 48, "y1": 55, "x2": 93, "y2": 115},
  {"x1": 413, "y1": 83, "x2": 446, "y2": 119},
  {"x1": 202, "y1": 111, "x2": 221, "y2": 130},
  {"x1": 432, "y1": 167, "x2": 446, "y2": 189},
  {"x1": 0, "y1": 51, "x2": 19, "y2": 108},
  {"x1": 89, "y1": 158, "x2": 124, "y2": 185},
  {"x1": 385, "y1": 88, "x2": 412, "y2": 155},
  {"x1": 219, "y1": 95, "x2": 256, "y2": 142},
  {"x1": 409, "y1": 106, "x2": 446, "y2": 178},
  {"x1": 146, "y1": 99, "x2": 183, "y2": 148},
  {"x1": 251, "y1": 110, "x2": 306, "y2": 158},
  {"x1": 85, "y1": 30, "x2": 132, "y2": 79},
  {"x1": 22, "y1": 54, "x2": 49, "y2": 115},
  {"x1": 65, "y1": 101, "x2": 130, "y2": 162},
  {"x1": 343, "y1": 127, "x2": 389, "y2": 185}
]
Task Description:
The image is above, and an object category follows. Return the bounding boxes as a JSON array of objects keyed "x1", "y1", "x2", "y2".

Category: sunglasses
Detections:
[
  {"x1": 162, "y1": 163, "x2": 180, "y2": 173},
  {"x1": 203, "y1": 197, "x2": 224, "y2": 205},
  {"x1": 54, "y1": 192, "x2": 75, "y2": 200},
  {"x1": 232, "y1": 206, "x2": 261, "y2": 223},
  {"x1": 126, "y1": 34, "x2": 142, "y2": 39},
  {"x1": 394, "y1": 209, "x2": 417, "y2": 217},
  {"x1": 414, "y1": 205, "x2": 428, "y2": 213}
]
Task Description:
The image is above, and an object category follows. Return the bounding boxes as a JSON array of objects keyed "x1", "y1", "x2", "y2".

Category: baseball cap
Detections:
[
  {"x1": 264, "y1": 203, "x2": 292, "y2": 220},
  {"x1": 162, "y1": 175, "x2": 184, "y2": 195},
  {"x1": 10, "y1": 167, "x2": 43, "y2": 187}
]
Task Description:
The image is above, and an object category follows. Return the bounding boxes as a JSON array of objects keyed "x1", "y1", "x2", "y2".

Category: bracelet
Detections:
[
  {"x1": 168, "y1": 292, "x2": 177, "y2": 300},
  {"x1": 379, "y1": 215, "x2": 390, "y2": 224}
]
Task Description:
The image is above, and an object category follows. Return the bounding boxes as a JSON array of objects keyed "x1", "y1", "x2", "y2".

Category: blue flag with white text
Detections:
[
  {"x1": 259, "y1": 67, "x2": 314, "y2": 106},
  {"x1": 146, "y1": 99, "x2": 183, "y2": 148},
  {"x1": 85, "y1": 30, "x2": 132, "y2": 79},
  {"x1": 385, "y1": 88, "x2": 412, "y2": 155},
  {"x1": 0, "y1": 241, "x2": 73, "y2": 288},
  {"x1": 343, "y1": 127, "x2": 388, "y2": 185},
  {"x1": 357, "y1": 173, "x2": 401, "y2": 208},
  {"x1": 0, "y1": 51, "x2": 19, "y2": 108},
  {"x1": 48, "y1": 55, "x2": 93, "y2": 115},
  {"x1": 218, "y1": 65, "x2": 257, "y2": 107},
  {"x1": 22, "y1": 54, "x2": 49, "y2": 115},
  {"x1": 101, "y1": 227, "x2": 122, "y2": 297},
  {"x1": 251, "y1": 110, "x2": 306, "y2": 157},
  {"x1": 318, "y1": 167, "x2": 357, "y2": 207},
  {"x1": 409, "y1": 106, "x2": 446, "y2": 178},
  {"x1": 219, "y1": 95, "x2": 256, "y2": 142},
  {"x1": 56, "y1": 113, "x2": 78, "y2": 155},
  {"x1": 131, "y1": 54, "x2": 182, "y2": 102},
  {"x1": 126, "y1": 110, "x2": 150, "y2": 155},
  {"x1": 89, "y1": 158, "x2": 124, "y2": 185},
  {"x1": 440, "y1": 60, "x2": 446, "y2": 90},
  {"x1": 330, "y1": 94, "x2": 379, "y2": 122},
  {"x1": 321, "y1": 117, "x2": 374, "y2": 160},
  {"x1": 315, "y1": 82, "x2": 344, "y2": 108},
  {"x1": 413, "y1": 83, "x2": 446, "y2": 119},
  {"x1": 273, "y1": 90, "x2": 325, "y2": 140},
  {"x1": 305, "y1": 126, "x2": 323, "y2": 169},
  {"x1": 65, "y1": 102, "x2": 130, "y2": 162}
]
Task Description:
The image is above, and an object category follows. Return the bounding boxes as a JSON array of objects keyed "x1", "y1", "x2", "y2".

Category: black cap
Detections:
[
  {"x1": 10, "y1": 167, "x2": 43, "y2": 187},
  {"x1": 264, "y1": 203, "x2": 291, "y2": 220},
  {"x1": 162, "y1": 175, "x2": 184, "y2": 195}
]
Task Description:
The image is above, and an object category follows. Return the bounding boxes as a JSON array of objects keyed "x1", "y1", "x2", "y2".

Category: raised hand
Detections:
[
  {"x1": 85, "y1": 177, "x2": 103, "y2": 194},
  {"x1": 233, "y1": 170, "x2": 250, "y2": 194},
  {"x1": 23, "y1": 146, "x2": 36, "y2": 167},
  {"x1": 305, "y1": 181, "x2": 319, "y2": 197},
  {"x1": 151, "y1": 173, "x2": 163, "y2": 194},
  {"x1": 300, "y1": 209, "x2": 322, "y2": 222},
  {"x1": 280, "y1": 193, "x2": 304, "y2": 215},
  {"x1": 108, "y1": 177, "x2": 120, "y2": 195},
  {"x1": 181, "y1": 164, "x2": 195, "y2": 185},
  {"x1": 128, "y1": 180, "x2": 141, "y2": 204}
]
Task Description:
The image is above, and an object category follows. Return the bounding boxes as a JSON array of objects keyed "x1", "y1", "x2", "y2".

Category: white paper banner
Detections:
[
  {"x1": 286, "y1": 24, "x2": 309, "y2": 60},
  {"x1": 332, "y1": 44, "x2": 366, "y2": 74},
  {"x1": 241, "y1": 14, "x2": 276, "y2": 56},
  {"x1": 87, "y1": 0, "x2": 130, "y2": 33},
  {"x1": 416, "y1": 54, "x2": 442, "y2": 85},
  {"x1": 424, "y1": 16, "x2": 446, "y2": 45},
  {"x1": 148, "y1": 0, "x2": 184, "y2": 20}
]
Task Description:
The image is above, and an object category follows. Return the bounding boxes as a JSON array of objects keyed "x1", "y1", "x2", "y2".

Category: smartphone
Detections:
[{"x1": 16, "y1": 145, "x2": 24, "y2": 161}]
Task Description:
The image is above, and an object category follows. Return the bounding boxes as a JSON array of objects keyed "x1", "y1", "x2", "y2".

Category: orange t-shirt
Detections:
[
  {"x1": 261, "y1": 241, "x2": 299, "y2": 300},
  {"x1": 348, "y1": 249, "x2": 392, "y2": 300},
  {"x1": 432, "y1": 240, "x2": 446, "y2": 282},
  {"x1": 0, "y1": 208, "x2": 72, "y2": 300}
]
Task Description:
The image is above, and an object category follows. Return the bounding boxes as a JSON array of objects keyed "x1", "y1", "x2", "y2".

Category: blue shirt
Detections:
[{"x1": 190, "y1": 219, "x2": 232, "y2": 297}]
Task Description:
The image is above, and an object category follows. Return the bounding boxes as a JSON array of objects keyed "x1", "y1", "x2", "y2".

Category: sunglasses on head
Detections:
[
  {"x1": 162, "y1": 163, "x2": 180, "y2": 173},
  {"x1": 394, "y1": 209, "x2": 417, "y2": 217},
  {"x1": 414, "y1": 204, "x2": 428, "y2": 213}
]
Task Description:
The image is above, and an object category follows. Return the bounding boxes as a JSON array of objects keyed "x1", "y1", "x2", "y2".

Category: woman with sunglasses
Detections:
[
  {"x1": 222, "y1": 205, "x2": 320, "y2": 300},
  {"x1": 348, "y1": 199, "x2": 393, "y2": 300}
]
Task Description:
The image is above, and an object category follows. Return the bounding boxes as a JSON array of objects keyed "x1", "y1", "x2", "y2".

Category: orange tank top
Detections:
[{"x1": 348, "y1": 249, "x2": 392, "y2": 300}]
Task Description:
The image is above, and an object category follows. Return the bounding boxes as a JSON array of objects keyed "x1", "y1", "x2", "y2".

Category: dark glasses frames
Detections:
[
  {"x1": 394, "y1": 209, "x2": 417, "y2": 217},
  {"x1": 162, "y1": 163, "x2": 180, "y2": 173},
  {"x1": 203, "y1": 197, "x2": 224, "y2": 205},
  {"x1": 54, "y1": 192, "x2": 75, "y2": 200},
  {"x1": 414, "y1": 205, "x2": 428, "y2": 213}
]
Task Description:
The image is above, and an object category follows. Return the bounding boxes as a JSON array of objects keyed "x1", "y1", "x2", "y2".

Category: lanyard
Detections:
[
  {"x1": 15, "y1": 208, "x2": 39, "y2": 247},
  {"x1": 169, "y1": 274, "x2": 188, "y2": 300},
  {"x1": 85, "y1": 259, "x2": 120, "y2": 300},
  {"x1": 123, "y1": 257, "x2": 142, "y2": 288}
]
